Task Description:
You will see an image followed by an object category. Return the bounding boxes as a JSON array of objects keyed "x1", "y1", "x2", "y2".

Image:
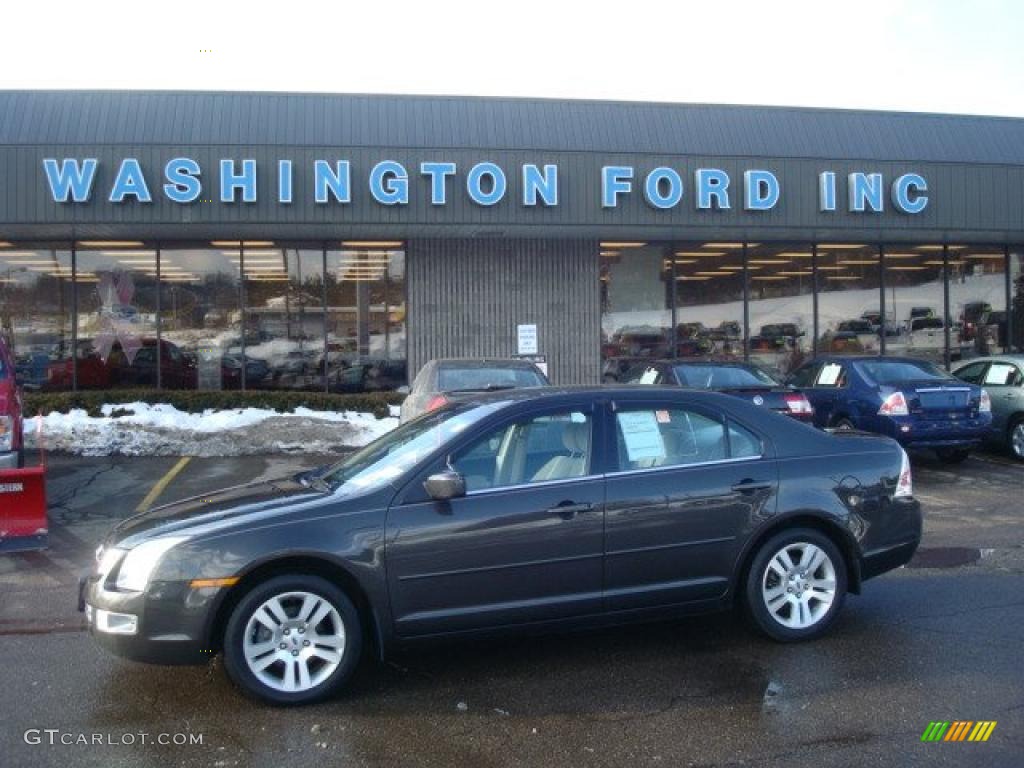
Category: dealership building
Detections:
[{"x1": 0, "y1": 90, "x2": 1021, "y2": 392}]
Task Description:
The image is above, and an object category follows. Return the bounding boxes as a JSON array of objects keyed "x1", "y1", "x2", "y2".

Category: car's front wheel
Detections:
[
  {"x1": 223, "y1": 575, "x2": 362, "y2": 705},
  {"x1": 1008, "y1": 417, "x2": 1024, "y2": 461},
  {"x1": 745, "y1": 529, "x2": 847, "y2": 642}
]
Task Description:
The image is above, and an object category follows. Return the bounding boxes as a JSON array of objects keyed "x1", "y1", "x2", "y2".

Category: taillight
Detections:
[
  {"x1": 783, "y1": 392, "x2": 814, "y2": 416},
  {"x1": 979, "y1": 390, "x2": 991, "y2": 413},
  {"x1": 894, "y1": 447, "x2": 913, "y2": 499},
  {"x1": 878, "y1": 391, "x2": 909, "y2": 416},
  {"x1": 425, "y1": 394, "x2": 448, "y2": 412}
]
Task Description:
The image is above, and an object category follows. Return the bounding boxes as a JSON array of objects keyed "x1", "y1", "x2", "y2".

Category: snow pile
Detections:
[{"x1": 26, "y1": 402, "x2": 399, "y2": 457}]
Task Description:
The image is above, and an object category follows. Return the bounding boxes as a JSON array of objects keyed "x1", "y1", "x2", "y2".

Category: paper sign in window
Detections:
[
  {"x1": 817, "y1": 363, "x2": 843, "y2": 386},
  {"x1": 617, "y1": 411, "x2": 666, "y2": 462},
  {"x1": 639, "y1": 367, "x2": 660, "y2": 385},
  {"x1": 985, "y1": 364, "x2": 1015, "y2": 386}
]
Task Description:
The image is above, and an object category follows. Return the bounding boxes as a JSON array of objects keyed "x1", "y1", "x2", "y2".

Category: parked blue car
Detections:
[{"x1": 786, "y1": 356, "x2": 992, "y2": 463}]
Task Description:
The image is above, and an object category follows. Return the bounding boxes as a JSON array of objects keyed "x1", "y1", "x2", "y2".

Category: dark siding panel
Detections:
[{"x1": 408, "y1": 239, "x2": 600, "y2": 385}]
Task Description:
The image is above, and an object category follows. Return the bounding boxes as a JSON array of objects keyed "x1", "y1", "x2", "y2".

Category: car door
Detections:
[
  {"x1": 385, "y1": 401, "x2": 606, "y2": 637},
  {"x1": 603, "y1": 397, "x2": 777, "y2": 611},
  {"x1": 980, "y1": 361, "x2": 1023, "y2": 435}
]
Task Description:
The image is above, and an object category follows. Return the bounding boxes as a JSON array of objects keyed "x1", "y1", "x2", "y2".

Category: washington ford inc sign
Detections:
[{"x1": 42, "y1": 158, "x2": 929, "y2": 214}]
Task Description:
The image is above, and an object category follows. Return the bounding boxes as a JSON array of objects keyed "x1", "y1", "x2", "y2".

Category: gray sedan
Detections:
[
  {"x1": 952, "y1": 355, "x2": 1024, "y2": 460},
  {"x1": 399, "y1": 357, "x2": 549, "y2": 423}
]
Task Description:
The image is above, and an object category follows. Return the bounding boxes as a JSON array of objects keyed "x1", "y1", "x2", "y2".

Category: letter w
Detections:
[{"x1": 43, "y1": 158, "x2": 98, "y2": 202}]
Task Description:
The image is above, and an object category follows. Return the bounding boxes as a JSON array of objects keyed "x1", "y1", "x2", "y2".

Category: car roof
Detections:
[
  {"x1": 953, "y1": 354, "x2": 1024, "y2": 366},
  {"x1": 432, "y1": 358, "x2": 542, "y2": 369}
]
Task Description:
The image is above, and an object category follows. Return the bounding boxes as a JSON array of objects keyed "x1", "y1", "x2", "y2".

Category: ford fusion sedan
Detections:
[
  {"x1": 81, "y1": 387, "x2": 921, "y2": 705},
  {"x1": 623, "y1": 360, "x2": 814, "y2": 421},
  {"x1": 787, "y1": 356, "x2": 992, "y2": 463}
]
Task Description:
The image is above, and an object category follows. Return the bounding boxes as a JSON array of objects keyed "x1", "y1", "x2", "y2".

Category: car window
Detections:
[
  {"x1": 954, "y1": 361, "x2": 988, "y2": 384},
  {"x1": 787, "y1": 362, "x2": 820, "y2": 388},
  {"x1": 622, "y1": 365, "x2": 665, "y2": 385},
  {"x1": 984, "y1": 363, "x2": 1021, "y2": 387},
  {"x1": 858, "y1": 359, "x2": 951, "y2": 384},
  {"x1": 613, "y1": 407, "x2": 760, "y2": 471},
  {"x1": 676, "y1": 364, "x2": 778, "y2": 388},
  {"x1": 814, "y1": 362, "x2": 847, "y2": 388},
  {"x1": 451, "y1": 410, "x2": 592, "y2": 492},
  {"x1": 437, "y1": 365, "x2": 547, "y2": 391},
  {"x1": 911, "y1": 318, "x2": 944, "y2": 331}
]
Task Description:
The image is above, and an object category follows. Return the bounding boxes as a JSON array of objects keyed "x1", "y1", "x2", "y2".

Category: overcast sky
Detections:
[{"x1": 3, "y1": 0, "x2": 1022, "y2": 117}]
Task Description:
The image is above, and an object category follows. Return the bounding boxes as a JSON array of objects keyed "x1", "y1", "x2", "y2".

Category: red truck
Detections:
[{"x1": 0, "y1": 335, "x2": 25, "y2": 468}]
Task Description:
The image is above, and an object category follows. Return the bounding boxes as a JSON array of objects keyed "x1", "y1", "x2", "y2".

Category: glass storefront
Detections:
[
  {"x1": 599, "y1": 240, "x2": 1017, "y2": 382},
  {"x1": 0, "y1": 239, "x2": 1017, "y2": 393},
  {"x1": 0, "y1": 240, "x2": 408, "y2": 393}
]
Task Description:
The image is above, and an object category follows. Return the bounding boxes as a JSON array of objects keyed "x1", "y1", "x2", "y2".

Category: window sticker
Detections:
[
  {"x1": 984, "y1": 364, "x2": 1015, "y2": 386},
  {"x1": 817, "y1": 363, "x2": 843, "y2": 386},
  {"x1": 639, "y1": 367, "x2": 660, "y2": 385},
  {"x1": 655, "y1": 409, "x2": 671, "y2": 424},
  {"x1": 617, "y1": 411, "x2": 666, "y2": 462}
]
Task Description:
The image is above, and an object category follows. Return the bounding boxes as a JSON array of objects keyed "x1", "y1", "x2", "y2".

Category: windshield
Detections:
[
  {"x1": 857, "y1": 359, "x2": 952, "y2": 384},
  {"x1": 675, "y1": 364, "x2": 778, "y2": 388},
  {"x1": 911, "y1": 318, "x2": 944, "y2": 330},
  {"x1": 437, "y1": 366, "x2": 546, "y2": 391},
  {"x1": 318, "y1": 402, "x2": 506, "y2": 494}
]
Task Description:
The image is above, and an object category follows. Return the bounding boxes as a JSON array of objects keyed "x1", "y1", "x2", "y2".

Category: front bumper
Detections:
[{"x1": 79, "y1": 573, "x2": 221, "y2": 666}]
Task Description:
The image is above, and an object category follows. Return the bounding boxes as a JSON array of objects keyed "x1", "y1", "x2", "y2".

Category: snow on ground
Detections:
[{"x1": 25, "y1": 403, "x2": 400, "y2": 457}]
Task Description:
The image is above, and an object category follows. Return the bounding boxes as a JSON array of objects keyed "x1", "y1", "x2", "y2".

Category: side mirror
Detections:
[{"x1": 424, "y1": 470, "x2": 466, "y2": 501}]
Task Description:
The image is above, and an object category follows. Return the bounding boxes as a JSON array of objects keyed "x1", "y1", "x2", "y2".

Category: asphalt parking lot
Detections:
[{"x1": 1, "y1": 449, "x2": 1022, "y2": 768}]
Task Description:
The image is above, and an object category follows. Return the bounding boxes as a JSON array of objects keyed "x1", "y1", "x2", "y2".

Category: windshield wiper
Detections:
[{"x1": 296, "y1": 469, "x2": 331, "y2": 492}]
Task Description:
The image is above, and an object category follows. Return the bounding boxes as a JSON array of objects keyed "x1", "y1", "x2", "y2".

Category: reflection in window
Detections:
[
  {"x1": 324, "y1": 243, "x2": 407, "y2": 393},
  {"x1": 816, "y1": 245, "x2": 881, "y2": 357},
  {"x1": 600, "y1": 242, "x2": 671, "y2": 382},
  {"x1": 880, "y1": 246, "x2": 946, "y2": 365},
  {"x1": 75, "y1": 247, "x2": 159, "y2": 388},
  {"x1": 746, "y1": 243, "x2": 812, "y2": 378},
  {"x1": 950, "y1": 246, "x2": 1008, "y2": 360},
  {"x1": 673, "y1": 242, "x2": 744, "y2": 364},
  {"x1": 0, "y1": 244, "x2": 73, "y2": 391}
]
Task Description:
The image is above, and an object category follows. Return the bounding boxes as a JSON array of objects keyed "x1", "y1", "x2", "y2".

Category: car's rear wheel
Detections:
[
  {"x1": 832, "y1": 417, "x2": 856, "y2": 431},
  {"x1": 935, "y1": 448, "x2": 970, "y2": 464},
  {"x1": 223, "y1": 575, "x2": 362, "y2": 706},
  {"x1": 1009, "y1": 417, "x2": 1024, "y2": 461},
  {"x1": 745, "y1": 528, "x2": 847, "y2": 642}
]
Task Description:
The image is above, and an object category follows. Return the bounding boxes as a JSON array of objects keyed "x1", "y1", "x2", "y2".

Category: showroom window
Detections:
[
  {"x1": 815, "y1": 244, "x2": 881, "y2": 358},
  {"x1": 950, "y1": 246, "x2": 1010, "y2": 360},
  {"x1": 0, "y1": 243, "x2": 74, "y2": 391},
  {"x1": 880, "y1": 245, "x2": 946, "y2": 365},
  {"x1": 745, "y1": 243, "x2": 813, "y2": 379}
]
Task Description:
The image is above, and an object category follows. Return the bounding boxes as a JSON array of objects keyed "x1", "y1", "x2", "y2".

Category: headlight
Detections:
[
  {"x1": 115, "y1": 536, "x2": 188, "y2": 592},
  {"x1": 0, "y1": 415, "x2": 11, "y2": 451}
]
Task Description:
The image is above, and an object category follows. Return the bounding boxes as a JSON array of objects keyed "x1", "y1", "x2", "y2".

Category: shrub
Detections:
[{"x1": 24, "y1": 389, "x2": 405, "y2": 419}]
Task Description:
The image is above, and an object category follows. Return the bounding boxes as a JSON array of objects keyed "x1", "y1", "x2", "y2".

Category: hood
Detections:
[{"x1": 108, "y1": 475, "x2": 326, "y2": 546}]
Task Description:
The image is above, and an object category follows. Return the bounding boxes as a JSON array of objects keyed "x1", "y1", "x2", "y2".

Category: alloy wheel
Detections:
[
  {"x1": 761, "y1": 542, "x2": 837, "y2": 629},
  {"x1": 242, "y1": 591, "x2": 346, "y2": 693},
  {"x1": 1012, "y1": 422, "x2": 1024, "y2": 460}
]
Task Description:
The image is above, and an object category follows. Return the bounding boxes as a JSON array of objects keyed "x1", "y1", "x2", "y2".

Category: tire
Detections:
[
  {"x1": 745, "y1": 528, "x2": 847, "y2": 642},
  {"x1": 1008, "y1": 417, "x2": 1024, "y2": 462},
  {"x1": 223, "y1": 574, "x2": 363, "y2": 706},
  {"x1": 935, "y1": 448, "x2": 970, "y2": 464},
  {"x1": 832, "y1": 417, "x2": 856, "y2": 431}
]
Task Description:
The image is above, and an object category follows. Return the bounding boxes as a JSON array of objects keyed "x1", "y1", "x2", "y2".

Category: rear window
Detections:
[
  {"x1": 911, "y1": 318, "x2": 944, "y2": 331},
  {"x1": 438, "y1": 365, "x2": 547, "y2": 391},
  {"x1": 857, "y1": 360, "x2": 951, "y2": 384},
  {"x1": 675, "y1": 365, "x2": 777, "y2": 388}
]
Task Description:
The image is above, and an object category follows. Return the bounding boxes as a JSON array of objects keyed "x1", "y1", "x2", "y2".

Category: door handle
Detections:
[
  {"x1": 731, "y1": 480, "x2": 773, "y2": 493},
  {"x1": 547, "y1": 502, "x2": 594, "y2": 519}
]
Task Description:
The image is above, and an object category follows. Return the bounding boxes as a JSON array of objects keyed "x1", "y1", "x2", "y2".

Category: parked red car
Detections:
[{"x1": 0, "y1": 336, "x2": 25, "y2": 468}]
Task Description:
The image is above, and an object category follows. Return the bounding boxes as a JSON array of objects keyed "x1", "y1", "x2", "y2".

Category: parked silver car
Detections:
[
  {"x1": 399, "y1": 358, "x2": 550, "y2": 423},
  {"x1": 952, "y1": 355, "x2": 1024, "y2": 460}
]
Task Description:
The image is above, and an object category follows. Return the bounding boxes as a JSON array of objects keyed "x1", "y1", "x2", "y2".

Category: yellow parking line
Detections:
[{"x1": 135, "y1": 457, "x2": 192, "y2": 513}]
